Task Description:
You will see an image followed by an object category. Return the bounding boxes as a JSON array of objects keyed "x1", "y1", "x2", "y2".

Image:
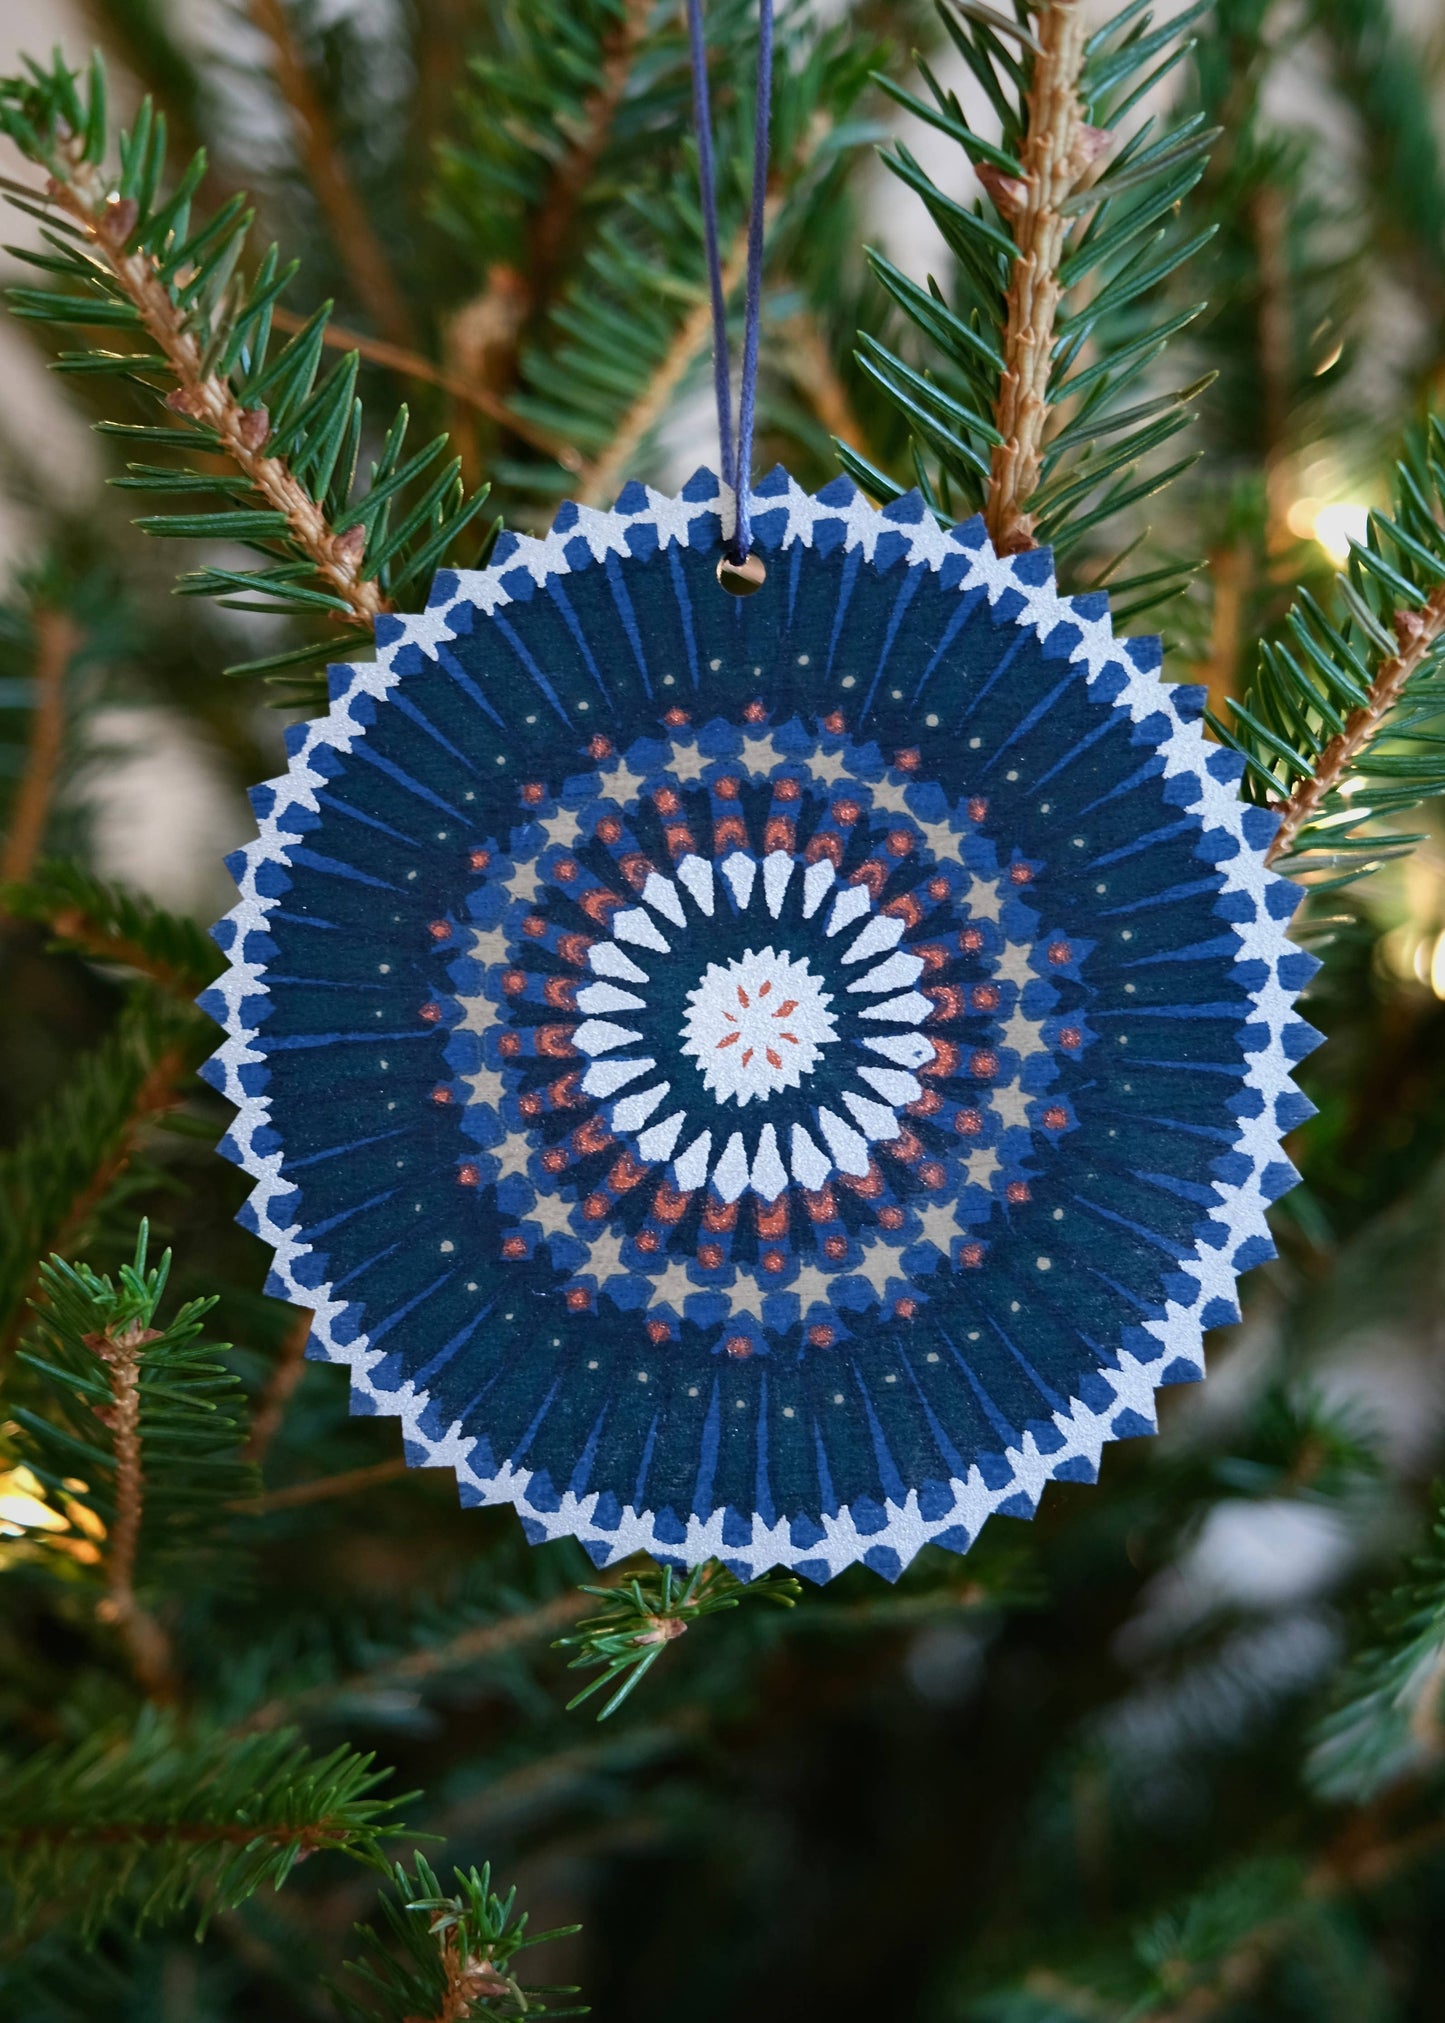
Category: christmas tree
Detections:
[{"x1": 4, "y1": 1, "x2": 1445, "y2": 2016}]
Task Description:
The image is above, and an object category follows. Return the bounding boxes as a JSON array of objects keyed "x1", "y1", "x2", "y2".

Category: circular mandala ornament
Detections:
[{"x1": 204, "y1": 470, "x2": 1321, "y2": 1582}]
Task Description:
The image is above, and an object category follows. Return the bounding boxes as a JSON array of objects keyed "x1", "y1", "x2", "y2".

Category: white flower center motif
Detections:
[{"x1": 680, "y1": 947, "x2": 838, "y2": 1107}]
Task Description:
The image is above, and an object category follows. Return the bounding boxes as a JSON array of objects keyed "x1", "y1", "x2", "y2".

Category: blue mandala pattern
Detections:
[{"x1": 204, "y1": 469, "x2": 1321, "y2": 1582}]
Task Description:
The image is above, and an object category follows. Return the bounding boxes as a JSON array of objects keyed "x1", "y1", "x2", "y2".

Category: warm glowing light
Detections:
[
  {"x1": 0, "y1": 1465, "x2": 68, "y2": 1535},
  {"x1": 1285, "y1": 496, "x2": 1371, "y2": 566},
  {"x1": 1429, "y1": 932, "x2": 1445, "y2": 1001}
]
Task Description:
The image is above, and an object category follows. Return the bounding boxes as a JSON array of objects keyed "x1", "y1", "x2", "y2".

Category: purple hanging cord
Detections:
[{"x1": 687, "y1": 0, "x2": 774, "y2": 565}]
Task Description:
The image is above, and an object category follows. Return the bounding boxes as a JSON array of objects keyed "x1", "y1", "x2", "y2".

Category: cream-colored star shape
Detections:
[
  {"x1": 456, "y1": 993, "x2": 502, "y2": 1037},
  {"x1": 991, "y1": 941, "x2": 1037, "y2": 988},
  {"x1": 806, "y1": 745, "x2": 860, "y2": 790},
  {"x1": 722, "y1": 1271, "x2": 770, "y2": 1321},
  {"x1": 912, "y1": 1197, "x2": 971, "y2": 1257},
  {"x1": 601, "y1": 757, "x2": 651, "y2": 804},
  {"x1": 787, "y1": 1260, "x2": 839, "y2": 1313},
  {"x1": 962, "y1": 1144, "x2": 1002, "y2": 1190},
  {"x1": 524, "y1": 1190, "x2": 580, "y2": 1242},
  {"x1": 989, "y1": 1082, "x2": 1035, "y2": 1134},
  {"x1": 645, "y1": 1257, "x2": 700, "y2": 1313},
  {"x1": 539, "y1": 804, "x2": 583, "y2": 850},
  {"x1": 505, "y1": 859, "x2": 545, "y2": 905},
  {"x1": 581, "y1": 1226, "x2": 629, "y2": 1285},
  {"x1": 462, "y1": 1064, "x2": 507, "y2": 1109},
  {"x1": 663, "y1": 738, "x2": 712, "y2": 784},
  {"x1": 469, "y1": 924, "x2": 512, "y2": 966},
  {"x1": 912, "y1": 818, "x2": 961, "y2": 865},
  {"x1": 489, "y1": 1132, "x2": 534, "y2": 1181},
  {"x1": 737, "y1": 733, "x2": 784, "y2": 778},
  {"x1": 999, "y1": 1007, "x2": 1049, "y2": 1060},
  {"x1": 868, "y1": 778, "x2": 916, "y2": 818},
  {"x1": 852, "y1": 1237, "x2": 909, "y2": 1297},
  {"x1": 962, "y1": 877, "x2": 1005, "y2": 924}
]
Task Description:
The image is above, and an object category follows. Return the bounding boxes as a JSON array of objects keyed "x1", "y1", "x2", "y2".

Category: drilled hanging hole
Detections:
[{"x1": 717, "y1": 553, "x2": 767, "y2": 596}]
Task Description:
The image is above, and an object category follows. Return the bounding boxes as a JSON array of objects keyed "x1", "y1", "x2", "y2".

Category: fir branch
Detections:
[
  {"x1": 11, "y1": 1226, "x2": 259, "y2": 1688},
  {"x1": 86, "y1": 1296, "x2": 175, "y2": 1699},
  {"x1": 0, "y1": 1713, "x2": 403, "y2": 1941},
  {"x1": 332, "y1": 1855, "x2": 583, "y2": 2023},
  {"x1": 0, "y1": 993, "x2": 208, "y2": 1359},
  {"x1": 1309, "y1": 1486, "x2": 1445, "y2": 1802},
  {"x1": 1, "y1": 858, "x2": 221, "y2": 1000},
  {"x1": 574, "y1": 213, "x2": 752, "y2": 508},
  {"x1": 853, "y1": 0, "x2": 1216, "y2": 573},
  {"x1": 19, "y1": 143, "x2": 385, "y2": 629},
  {"x1": 484, "y1": 11, "x2": 876, "y2": 504},
  {"x1": 984, "y1": 0, "x2": 1098, "y2": 553},
  {"x1": 556, "y1": 1561, "x2": 800, "y2": 1720},
  {"x1": 526, "y1": 0, "x2": 654, "y2": 320},
  {"x1": 239, "y1": 1584, "x2": 597, "y2": 1735},
  {"x1": 0, "y1": 53, "x2": 489, "y2": 698},
  {"x1": 268, "y1": 303, "x2": 581, "y2": 465},
  {"x1": 1211, "y1": 419, "x2": 1445, "y2": 882},
  {"x1": 1263, "y1": 583, "x2": 1445, "y2": 870},
  {"x1": 0, "y1": 605, "x2": 81, "y2": 887},
  {"x1": 246, "y1": 0, "x2": 416, "y2": 350}
]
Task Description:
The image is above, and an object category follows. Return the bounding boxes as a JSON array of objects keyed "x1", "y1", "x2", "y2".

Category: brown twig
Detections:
[
  {"x1": 531, "y1": 0, "x2": 653, "y2": 310},
  {"x1": 1134, "y1": 1811, "x2": 1445, "y2": 2023},
  {"x1": 442, "y1": 0, "x2": 653, "y2": 451},
  {"x1": 247, "y1": 0, "x2": 416, "y2": 350},
  {"x1": 86, "y1": 1315, "x2": 178, "y2": 1701},
  {"x1": 242, "y1": 1308, "x2": 314, "y2": 1465},
  {"x1": 232, "y1": 1453, "x2": 409, "y2": 1514},
  {"x1": 1265, "y1": 582, "x2": 1445, "y2": 865},
  {"x1": 985, "y1": 0, "x2": 1105, "y2": 555},
  {"x1": 423, "y1": 1930, "x2": 515, "y2": 2023},
  {"x1": 267, "y1": 303, "x2": 580, "y2": 468},
  {"x1": 4, "y1": 1815, "x2": 371, "y2": 1852},
  {"x1": 0, "y1": 608, "x2": 80, "y2": 887},
  {"x1": 238, "y1": 1585, "x2": 597, "y2": 1734},
  {"x1": 575, "y1": 216, "x2": 755, "y2": 508},
  {"x1": 37, "y1": 907, "x2": 211, "y2": 1003},
  {"x1": 38, "y1": 148, "x2": 389, "y2": 629}
]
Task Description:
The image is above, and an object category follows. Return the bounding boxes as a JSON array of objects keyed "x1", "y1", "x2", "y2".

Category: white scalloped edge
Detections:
[{"x1": 204, "y1": 470, "x2": 1319, "y2": 1583}]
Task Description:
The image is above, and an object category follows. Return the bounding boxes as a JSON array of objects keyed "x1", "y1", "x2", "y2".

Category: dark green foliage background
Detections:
[{"x1": 5, "y1": 1, "x2": 1445, "y2": 2018}]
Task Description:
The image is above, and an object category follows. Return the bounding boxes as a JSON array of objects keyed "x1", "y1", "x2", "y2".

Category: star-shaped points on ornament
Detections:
[
  {"x1": 723, "y1": 1270, "x2": 770, "y2": 1321},
  {"x1": 662, "y1": 738, "x2": 714, "y2": 785},
  {"x1": 581, "y1": 1226, "x2": 630, "y2": 1288},
  {"x1": 601, "y1": 756, "x2": 652, "y2": 805},
  {"x1": 788, "y1": 1259, "x2": 839, "y2": 1315},
  {"x1": 539, "y1": 804, "x2": 584, "y2": 851},
  {"x1": 738, "y1": 732, "x2": 784, "y2": 779},
  {"x1": 912, "y1": 1197, "x2": 972, "y2": 1258},
  {"x1": 646, "y1": 1256, "x2": 701, "y2": 1316},
  {"x1": 504, "y1": 859, "x2": 545, "y2": 905},
  {"x1": 853, "y1": 1236, "x2": 910, "y2": 1298},
  {"x1": 468, "y1": 924, "x2": 512, "y2": 967},
  {"x1": 457, "y1": 993, "x2": 503, "y2": 1037},
  {"x1": 490, "y1": 1132, "x2": 534, "y2": 1181},
  {"x1": 463, "y1": 1064, "x2": 507, "y2": 1110},
  {"x1": 523, "y1": 1189, "x2": 580, "y2": 1243}
]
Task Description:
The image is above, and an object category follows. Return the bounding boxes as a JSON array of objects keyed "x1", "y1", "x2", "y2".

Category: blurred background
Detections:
[{"x1": 4, "y1": 2, "x2": 1445, "y2": 2018}]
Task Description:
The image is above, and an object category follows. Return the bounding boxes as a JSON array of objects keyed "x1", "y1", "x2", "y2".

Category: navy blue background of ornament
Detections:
[{"x1": 204, "y1": 469, "x2": 1321, "y2": 1583}]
